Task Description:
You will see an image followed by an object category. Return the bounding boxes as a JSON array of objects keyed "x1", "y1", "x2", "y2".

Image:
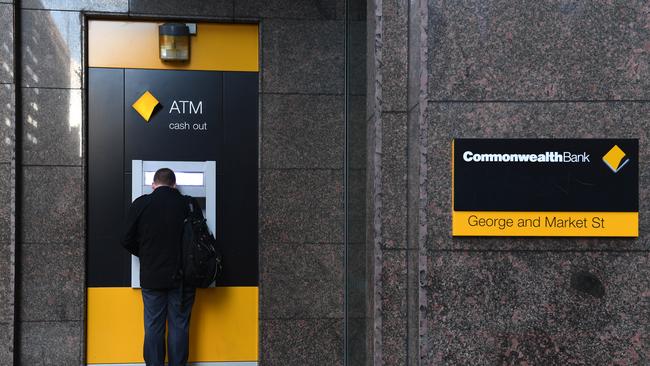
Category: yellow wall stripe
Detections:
[
  {"x1": 453, "y1": 211, "x2": 638, "y2": 237},
  {"x1": 88, "y1": 21, "x2": 259, "y2": 72},
  {"x1": 87, "y1": 287, "x2": 258, "y2": 364}
]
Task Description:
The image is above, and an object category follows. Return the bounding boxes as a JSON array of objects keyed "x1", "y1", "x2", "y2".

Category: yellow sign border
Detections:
[
  {"x1": 452, "y1": 211, "x2": 638, "y2": 237},
  {"x1": 451, "y1": 140, "x2": 638, "y2": 237}
]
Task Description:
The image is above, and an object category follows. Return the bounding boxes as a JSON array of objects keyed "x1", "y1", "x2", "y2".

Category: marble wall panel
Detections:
[
  {"x1": 261, "y1": 94, "x2": 343, "y2": 169},
  {"x1": 128, "y1": 0, "x2": 232, "y2": 17},
  {"x1": 19, "y1": 321, "x2": 82, "y2": 365},
  {"x1": 21, "y1": 166, "x2": 83, "y2": 244},
  {"x1": 427, "y1": 1, "x2": 650, "y2": 100},
  {"x1": 20, "y1": 243, "x2": 83, "y2": 321},
  {"x1": 0, "y1": 323, "x2": 12, "y2": 366},
  {"x1": 260, "y1": 169, "x2": 343, "y2": 244},
  {"x1": 0, "y1": 241, "x2": 12, "y2": 324},
  {"x1": 422, "y1": 251, "x2": 650, "y2": 365},
  {"x1": 22, "y1": 10, "x2": 81, "y2": 89},
  {"x1": 235, "y1": 0, "x2": 342, "y2": 20},
  {"x1": 23, "y1": 0, "x2": 128, "y2": 11},
  {"x1": 261, "y1": 318, "x2": 343, "y2": 366},
  {"x1": 0, "y1": 164, "x2": 10, "y2": 324},
  {"x1": 0, "y1": 4, "x2": 13, "y2": 84},
  {"x1": 0, "y1": 84, "x2": 14, "y2": 163},
  {"x1": 22, "y1": 88, "x2": 82, "y2": 166},
  {"x1": 262, "y1": 19, "x2": 344, "y2": 94},
  {"x1": 260, "y1": 243, "x2": 343, "y2": 319},
  {"x1": 0, "y1": 164, "x2": 9, "y2": 243},
  {"x1": 381, "y1": 7, "x2": 408, "y2": 112},
  {"x1": 381, "y1": 112, "x2": 407, "y2": 249},
  {"x1": 381, "y1": 249, "x2": 407, "y2": 315},
  {"x1": 382, "y1": 311, "x2": 408, "y2": 365}
]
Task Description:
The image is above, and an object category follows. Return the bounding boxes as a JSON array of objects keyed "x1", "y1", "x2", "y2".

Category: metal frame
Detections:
[{"x1": 130, "y1": 160, "x2": 217, "y2": 288}]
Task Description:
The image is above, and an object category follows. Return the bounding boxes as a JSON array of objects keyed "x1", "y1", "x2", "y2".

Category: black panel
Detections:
[
  {"x1": 221, "y1": 72, "x2": 259, "y2": 286},
  {"x1": 122, "y1": 173, "x2": 133, "y2": 285},
  {"x1": 89, "y1": 68, "x2": 259, "y2": 287},
  {"x1": 88, "y1": 68, "x2": 127, "y2": 287},
  {"x1": 454, "y1": 139, "x2": 639, "y2": 212},
  {"x1": 124, "y1": 69, "x2": 223, "y2": 169}
]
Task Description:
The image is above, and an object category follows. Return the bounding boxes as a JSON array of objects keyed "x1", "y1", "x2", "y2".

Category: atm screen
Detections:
[{"x1": 144, "y1": 171, "x2": 204, "y2": 186}]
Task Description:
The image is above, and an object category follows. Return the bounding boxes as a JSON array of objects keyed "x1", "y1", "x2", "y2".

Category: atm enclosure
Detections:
[{"x1": 88, "y1": 64, "x2": 259, "y2": 364}]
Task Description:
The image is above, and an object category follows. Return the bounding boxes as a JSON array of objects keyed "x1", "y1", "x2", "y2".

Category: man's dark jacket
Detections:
[{"x1": 121, "y1": 186, "x2": 190, "y2": 289}]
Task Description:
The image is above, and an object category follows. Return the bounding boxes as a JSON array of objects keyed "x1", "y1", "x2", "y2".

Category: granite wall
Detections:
[
  {"x1": 6, "y1": 0, "x2": 645, "y2": 365},
  {"x1": 16, "y1": 2, "x2": 118, "y2": 363},
  {"x1": 366, "y1": 0, "x2": 414, "y2": 364},
  {"x1": 0, "y1": 0, "x2": 347, "y2": 364},
  {"x1": 419, "y1": 1, "x2": 649, "y2": 364},
  {"x1": 0, "y1": 1, "x2": 15, "y2": 365},
  {"x1": 367, "y1": 0, "x2": 650, "y2": 365},
  {"x1": 253, "y1": 2, "x2": 346, "y2": 364}
]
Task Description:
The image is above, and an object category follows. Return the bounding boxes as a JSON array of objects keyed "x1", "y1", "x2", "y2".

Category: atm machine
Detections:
[{"x1": 130, "y1": 160, "x2": 217, "y2": 288}]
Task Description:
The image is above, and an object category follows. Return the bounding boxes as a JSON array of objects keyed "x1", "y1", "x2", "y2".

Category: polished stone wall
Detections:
[
  {"x1": 394, "y1": 1, "x2": 649, "y2": 365},
  {"x1": 254, "y1": 3, "x2": 345, "y2": 364},
  {"x1": 0, "y1": 0, "x2": 347, "y2": 364},
  {"x1": 0, "y1": 2, "x2": 15, "y2": 365},
  {"x1": 7, "y1": 0, "x2": 645, "y2": 364},
  {"x1": 419, "y1": 0, "x2": 650, "y2": 362},
  {"x1": 18, "y1": 2, "x2": 125, "y2": 364},
  {"x1": 368, "y1": 0, "x2": 650, "y2": 365},
  {"x1": 366, "y1": 0, "x2": 414, "y2": 364}
]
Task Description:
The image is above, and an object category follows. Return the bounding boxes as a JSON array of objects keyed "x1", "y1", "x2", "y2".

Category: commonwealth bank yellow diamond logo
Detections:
[
  {"x1": 602, "y1": 145, "x2": 630, "y2": 173},
  {"x1": 132, "y1": 91, "x2": 160, "y2": 122}
]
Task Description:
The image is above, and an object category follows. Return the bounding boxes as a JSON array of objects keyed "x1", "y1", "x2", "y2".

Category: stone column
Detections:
[
  {"x1": 0, "y1": 1, "x2": 16, "y2": 364},
  {"x1": 248, "y1": 2, "x2": 347, "y2": 363},
  {"x1": 367, "y1": 0, "x2": 414, "y2": 364},
  {"x1": 17, "y1": 2, "x2": 128, "y2": 364}
]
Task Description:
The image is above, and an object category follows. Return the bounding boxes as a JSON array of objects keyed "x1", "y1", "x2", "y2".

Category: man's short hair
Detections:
[{"x1": 153, "y1": 168, "x2": 176, "y2": 186}]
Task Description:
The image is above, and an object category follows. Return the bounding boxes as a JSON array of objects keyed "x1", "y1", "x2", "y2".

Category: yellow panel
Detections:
[
  {"x1": 452, "y1": 211, "x2": 638, "y2": 237},
  {"x1": 87, "y1": 287, "x2": 258, "y2": 364},
  {"x1": 88, "y1": 21, "x2": 259, "y2": 72}
]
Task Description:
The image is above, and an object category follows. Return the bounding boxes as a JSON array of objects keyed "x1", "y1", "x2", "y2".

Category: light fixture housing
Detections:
[{"x1": 159, "y1": 23, "x2": 190, "y2": 61}]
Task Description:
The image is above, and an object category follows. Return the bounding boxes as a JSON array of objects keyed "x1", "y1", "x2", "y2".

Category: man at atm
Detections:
[{"x1": 122, "y1": 168, "x2": 196, "y2": 366}]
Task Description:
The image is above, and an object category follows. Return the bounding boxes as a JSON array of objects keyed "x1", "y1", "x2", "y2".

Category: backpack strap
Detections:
[
  {"x1": 186, "y1": 195, "x2": 194, "y2": 215},
  {"x1": 179, "y1": 195, "x2": 195, "y2": 312},
  {"x1": 185, "y1": 195, "x2": 206, "y2": 221}
]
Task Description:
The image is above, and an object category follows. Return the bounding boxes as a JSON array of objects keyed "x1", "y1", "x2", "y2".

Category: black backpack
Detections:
[{"x1": 180, "y1": 197, "x2": 222, "y2": 287}]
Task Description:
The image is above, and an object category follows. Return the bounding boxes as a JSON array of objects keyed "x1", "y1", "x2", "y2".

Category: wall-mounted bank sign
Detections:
[{"x1": 452, "y1": 139, "x2": 638, "y2": 237}]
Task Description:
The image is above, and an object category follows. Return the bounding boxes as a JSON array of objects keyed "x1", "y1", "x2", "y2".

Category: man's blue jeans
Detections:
[{"x1": 141, "y1": 287, "x2": 196, "y2": 366}]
